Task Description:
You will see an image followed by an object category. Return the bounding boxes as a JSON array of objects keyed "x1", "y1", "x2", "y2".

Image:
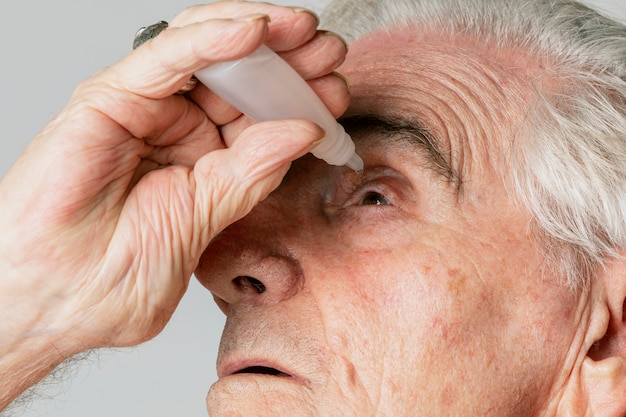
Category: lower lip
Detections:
[
  {"x1": 207, "y1": 375, "x2": 312, "y2": 416},
  {"x1": 209, "y1": 373, "x2": 310, "y2": 398},
  {"x1": 222, "y1": 372, "x2": 310, "y2": 387}
]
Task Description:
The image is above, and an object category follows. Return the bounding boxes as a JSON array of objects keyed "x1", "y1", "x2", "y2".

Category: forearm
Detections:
[
  {"x1": 0, "y1": 267, "x2": 89, "y2": 411},
  {"x1": 0, "y1": 331, "x2": 70, "y2": 410}
]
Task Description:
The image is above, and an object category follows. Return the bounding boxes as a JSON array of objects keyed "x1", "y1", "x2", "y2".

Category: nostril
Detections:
[{"x1": 233, "y1": 276, "x2": 267, "y2": 294}]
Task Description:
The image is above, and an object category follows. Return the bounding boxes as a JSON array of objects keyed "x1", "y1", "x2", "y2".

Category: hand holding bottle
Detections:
[{"x1": 0, "y1": 2, "x2": 350, "y2": 409}]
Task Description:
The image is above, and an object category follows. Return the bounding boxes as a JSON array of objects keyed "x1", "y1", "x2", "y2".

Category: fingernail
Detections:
[
  {"x1": 310, "y1": 130, "x2": 328, "y2": 149},
  {"x1": 293, "y1": 7, "x2": 320, "y2": 26},
  {"x1": 332, "y1": 71, "x2": 351, "y2": 95},
  {"x1": 237, "y1": 13, "x2": 271, "y2": 23},
  {"x1": 319, "y1": 30, "x2": 349, "y2": 52}
]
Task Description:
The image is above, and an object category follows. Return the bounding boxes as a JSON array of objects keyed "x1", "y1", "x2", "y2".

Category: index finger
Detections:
[
  {"x1": 111, "y1": 15, "x2": 270, "y2": 98},
  {"x1": 170, "y1": 2, "x2": 320, "y2": 52}
]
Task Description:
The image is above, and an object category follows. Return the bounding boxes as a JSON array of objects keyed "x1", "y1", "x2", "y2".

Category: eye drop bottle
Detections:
[{"x1": 194, "y1": 45, "x2": 364, "y2": 171}]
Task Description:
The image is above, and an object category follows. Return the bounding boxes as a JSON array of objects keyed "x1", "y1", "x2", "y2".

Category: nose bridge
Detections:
[{"x1": 196, "y1": 193, "x2": 307, "y2": 309}]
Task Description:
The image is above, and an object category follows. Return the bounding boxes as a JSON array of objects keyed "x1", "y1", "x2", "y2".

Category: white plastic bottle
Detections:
[{"x1": 194, "y1": 45, "x2": 364, "y2": 171}]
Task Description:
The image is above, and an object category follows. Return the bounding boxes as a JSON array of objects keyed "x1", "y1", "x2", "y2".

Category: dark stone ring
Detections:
[{"x1": 133, "y1": 21, "x2": 198, "y2": 94}]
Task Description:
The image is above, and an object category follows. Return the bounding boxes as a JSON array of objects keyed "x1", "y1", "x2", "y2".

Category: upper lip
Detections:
[{"x1": 214, "y1": 307, "x2": 321, "y2": 388}]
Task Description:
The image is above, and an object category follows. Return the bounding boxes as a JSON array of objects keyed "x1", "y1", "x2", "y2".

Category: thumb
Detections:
[{"x1": 191, "y1": 119, "x2": 324, "y2": 254}]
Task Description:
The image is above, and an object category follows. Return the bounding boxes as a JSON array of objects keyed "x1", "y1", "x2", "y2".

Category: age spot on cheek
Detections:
[{"x1": 446, "y1": 268, "x2": 468, "y2": 297}]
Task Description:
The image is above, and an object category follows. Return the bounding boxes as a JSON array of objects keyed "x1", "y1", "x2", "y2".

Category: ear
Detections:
[{"x1": 581, "y1": 256, "x2": 626, "y2": 417}]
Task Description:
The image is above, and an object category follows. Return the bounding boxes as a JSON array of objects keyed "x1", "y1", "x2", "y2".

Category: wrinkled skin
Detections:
[
  {"x1": 196, "y1": 25, "x2": 626, "y2": 417},
  {"x1": 1, "y1": 1, "x2": 625, "y2": 416},
  {"x1": 0, "y1": 2, "x2": 349, "y2": 409}
]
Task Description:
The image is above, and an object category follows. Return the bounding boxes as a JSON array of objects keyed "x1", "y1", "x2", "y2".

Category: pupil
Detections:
[{"x1": 361, "y1": 192, "x2": 389, "y2": 206}]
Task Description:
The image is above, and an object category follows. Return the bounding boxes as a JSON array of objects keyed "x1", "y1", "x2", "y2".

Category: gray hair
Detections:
[{"x1": 321, "y1": 0, "x2": 626, "y2": 289}]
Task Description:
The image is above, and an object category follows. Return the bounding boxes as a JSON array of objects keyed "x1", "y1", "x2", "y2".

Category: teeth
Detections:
[{"x1": 236, "y1": 366, "x2": 287, "y2": 376}]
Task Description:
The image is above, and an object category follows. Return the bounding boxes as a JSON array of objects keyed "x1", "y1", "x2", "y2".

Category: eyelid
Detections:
[
  {"x1": 342, "y1": 181, "x2": 394, "y2": 208},
  {"x1": 339, "y1": 167, "x2": 406, "y2": 208}
]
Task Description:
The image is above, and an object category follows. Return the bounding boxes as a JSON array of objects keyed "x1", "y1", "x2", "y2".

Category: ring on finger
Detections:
[{"x1": 133, "y1": 21, "x2": 198, "y2": 94}]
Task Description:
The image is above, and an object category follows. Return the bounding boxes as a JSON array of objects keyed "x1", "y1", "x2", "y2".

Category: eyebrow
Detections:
[{"x1": 340, "y1": 114, "x2": 462, "y2": 188}]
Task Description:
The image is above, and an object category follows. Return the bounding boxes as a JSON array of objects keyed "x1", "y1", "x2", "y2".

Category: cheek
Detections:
[
  {"x1": 306, "y1": 243, "x2": 464, "y2": 411},
  {"x1": 305, "y1": 227, "x2": 578, "y2": 414}
]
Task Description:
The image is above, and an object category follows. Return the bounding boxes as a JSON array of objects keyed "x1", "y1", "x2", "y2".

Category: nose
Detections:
[{"x1": 195, "y1": 200, "x2": 305, "y2": 313}]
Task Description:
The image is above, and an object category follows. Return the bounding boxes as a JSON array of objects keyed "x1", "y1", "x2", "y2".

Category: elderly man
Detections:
[{"x1": 1, "y1": 0, "x2": 625, "y2": 415}]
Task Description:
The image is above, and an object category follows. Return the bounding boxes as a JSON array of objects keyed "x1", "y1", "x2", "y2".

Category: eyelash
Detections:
[
  {"x1": 345, "y1": 181, "x2": 394, "y2": 208},
  {"x1": 332, "y1": 167, "x2": 407, "y2": 212}
]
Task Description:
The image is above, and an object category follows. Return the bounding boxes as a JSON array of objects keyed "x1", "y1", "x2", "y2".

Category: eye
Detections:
[{"x1": 359, "y1": 191, "x2": 390, "y2": 206}]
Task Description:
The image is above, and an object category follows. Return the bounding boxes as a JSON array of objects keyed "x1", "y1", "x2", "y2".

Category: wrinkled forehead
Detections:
[{"x1": 338, "y1": 24, "x2": 546, "y2": 188}]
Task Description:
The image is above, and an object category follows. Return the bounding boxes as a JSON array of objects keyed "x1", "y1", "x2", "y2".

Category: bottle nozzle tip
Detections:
[{"x1": 345, "y1": 152, "x2": 364, "y2": 171}]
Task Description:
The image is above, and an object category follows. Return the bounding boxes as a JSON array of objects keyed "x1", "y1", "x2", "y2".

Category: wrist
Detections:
[{"x1": 0, "y1": 251, "x2": 100, "y2": 410}]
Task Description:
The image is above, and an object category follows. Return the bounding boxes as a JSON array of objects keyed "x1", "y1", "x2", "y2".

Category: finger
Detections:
[
  {"x1": 114, "y1": 16, "x2": 271, "y2": 98},
  {"x1": 307, "y1": 72, "x2": 351, "y2": 119},
  {"x1": 186, "y1": 62, "x2": 350, "y2": 130},
  {"x1": 69, "y1": 16, "x2": 269, "y2": 144},
  {"x1": 215, "y1": 72, "x2": 351, "y2": 146},
  {"x1": 170, "y1": 2, "x2": 319, "y2": 52},
  {"x1": 191, "y1": 119, "x2": 324, "y2": 250},
  {"x1": 278, "y1": 31, "x2": 348, "y2": 80},
  {"x1": 143, "y1": 118, "x2": 222, "y2": 167},
  {"x1": 186, "y1": 83, "x2": 242, "y2": 126},
  {"x1": 219, "y1": 115, "x2": 255, "y2": 147}
]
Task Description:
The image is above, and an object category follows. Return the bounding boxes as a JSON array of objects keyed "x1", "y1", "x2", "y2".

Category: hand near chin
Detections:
[{"x1": 0, "y1": 1, "x2": 349, "y2": 407}]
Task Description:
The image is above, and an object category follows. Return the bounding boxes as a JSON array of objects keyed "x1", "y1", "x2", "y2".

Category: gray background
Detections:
[{"x1": 1, "y1": 0, "x2": 624, "y2": 416}]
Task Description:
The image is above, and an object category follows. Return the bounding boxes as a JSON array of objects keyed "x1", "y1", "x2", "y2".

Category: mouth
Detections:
[
  {"x1": 208, "y1": 362, "x2": 312, "y2": 416},
  {"x1": 234, "y1": 366, "x2": 292, "y2": 378},
  {"x1": 221, "y1": 361, "x2": 311, "y2": 385}
]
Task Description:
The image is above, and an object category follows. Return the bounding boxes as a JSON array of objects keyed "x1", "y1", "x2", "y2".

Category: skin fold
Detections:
[
  {"x1": 1, "y1": 2, "x2": 625, "y2": 416},
  {"x1": 196, "y1": 23, "x2": 626, "y2": 417}
]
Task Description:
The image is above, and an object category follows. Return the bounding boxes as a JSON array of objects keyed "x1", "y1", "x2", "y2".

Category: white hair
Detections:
[{"x1": 321, "y1": 0, "x2": 626, "y2": 289}]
